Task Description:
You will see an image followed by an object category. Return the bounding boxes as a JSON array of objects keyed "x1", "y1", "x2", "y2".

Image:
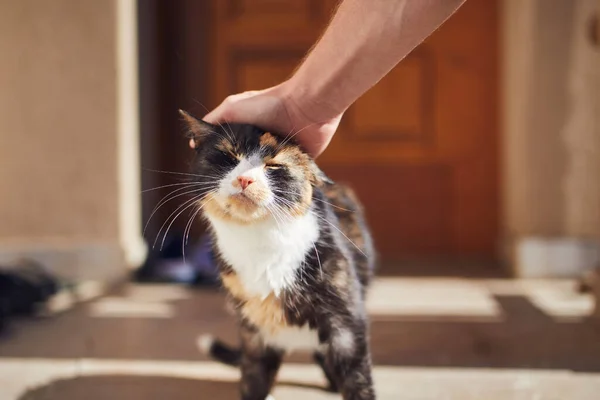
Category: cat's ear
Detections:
[
  {"x1": 309, "y1": 161, "x2": 334, "y2": 187},
  {"x1": 179, "y1": 109, "x2": 216, "y2": 149}
]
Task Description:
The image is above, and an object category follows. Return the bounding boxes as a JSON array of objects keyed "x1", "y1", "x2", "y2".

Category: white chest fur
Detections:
[{"x1": 207, "y1": 211, "x2": 319, "y2": 298}]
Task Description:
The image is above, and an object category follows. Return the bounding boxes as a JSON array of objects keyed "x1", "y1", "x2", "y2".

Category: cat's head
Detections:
[{"x1": 180, "y1": 110, "x2": 332, "y2": 224}]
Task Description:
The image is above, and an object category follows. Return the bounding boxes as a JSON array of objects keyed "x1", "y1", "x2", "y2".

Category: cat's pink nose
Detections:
[{"x1": 237, "y1": 176, "x2": 254, "y2": 190}]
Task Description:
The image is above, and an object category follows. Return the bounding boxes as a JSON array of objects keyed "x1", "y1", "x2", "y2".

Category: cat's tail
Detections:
[{"x1": 197, "y1": 334, "x2": 241, "y2": 366}]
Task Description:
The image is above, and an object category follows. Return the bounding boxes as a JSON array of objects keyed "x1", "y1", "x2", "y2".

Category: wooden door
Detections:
[{"x1": 206, "y1": 0, "x2": 499, "y2": 263}]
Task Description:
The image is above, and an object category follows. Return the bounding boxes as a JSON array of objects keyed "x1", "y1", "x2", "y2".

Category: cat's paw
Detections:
[{"x1": 265, "y1": 395, "x2": 276, "y2": 400}]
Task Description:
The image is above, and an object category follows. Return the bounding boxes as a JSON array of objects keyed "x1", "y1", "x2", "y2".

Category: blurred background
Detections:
[{"x1": 0, "y1": 0, "x2": 599, "y2": 399}]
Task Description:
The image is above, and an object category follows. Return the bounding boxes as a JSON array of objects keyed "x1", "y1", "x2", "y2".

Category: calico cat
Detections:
[{"x1": 180, "y1": 110, "x2": 376, "y2": 400}]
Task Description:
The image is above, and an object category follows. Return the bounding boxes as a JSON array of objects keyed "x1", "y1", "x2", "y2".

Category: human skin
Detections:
[{"x1": 199, "y1": 0, "x2": 467, "y2": 157}]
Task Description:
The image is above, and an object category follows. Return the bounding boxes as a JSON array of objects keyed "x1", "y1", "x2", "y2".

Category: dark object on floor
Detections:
[
  {"x1": 579, "y1": 266, "x2": 600, "y2": 325},
  {"x1": 134, "y1": 233, "x2": 219, "y2": 287},
  {"x1": 0, "y1": 259, "x2": 60, "y2": 333},
  {"x1": 578, "y1": 266, "x2": 600, "y2": 293}
]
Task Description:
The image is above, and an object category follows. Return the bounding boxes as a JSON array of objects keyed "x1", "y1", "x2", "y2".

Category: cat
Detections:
[{"x1": 180, "y1": 110, "x2": 376, "y2": 400}]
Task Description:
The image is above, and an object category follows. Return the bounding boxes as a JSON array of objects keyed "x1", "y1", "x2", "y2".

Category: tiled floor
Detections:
[{"x1": 1, "y1": 278, "x2": 599, "y2": 399}]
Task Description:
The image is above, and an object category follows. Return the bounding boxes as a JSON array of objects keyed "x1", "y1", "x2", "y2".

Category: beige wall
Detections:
[
  {"x1": 502, "y1": 0, "x2": 600, "y2": 276},
  {"x1": 0, "y1": 0, "x2": 143, "y2": 280},
  {"x1": 503, "y1": 0, "x2": 573, "y2": 238},
  {"x1": 563, "y1": 0, "x2": 600, "y2": 238},
  {"x1": 0, "y1": 0, "x2": 119, "y2": 240}
]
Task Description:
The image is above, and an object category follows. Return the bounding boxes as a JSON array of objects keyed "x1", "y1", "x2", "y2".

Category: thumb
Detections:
[
  {"x1": 205, "y1": 94, "x2": 287, "y2": 133},
  {"x1": 203, "y1": 91, "x2": 263, "y2": 124},
  {"x1": 203, "y1": 102, "x2": 230, "y2": 124}
]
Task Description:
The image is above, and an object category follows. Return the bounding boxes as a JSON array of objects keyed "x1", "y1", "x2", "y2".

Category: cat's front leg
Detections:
[
  {"x1": 325, "y1": 319, "x2": 376, "y2": 400},
  {"x1": 239, "y1": 323, "x2": 283, "y2": 400},
  {"x1": 314, "y1": 348, "x2": 340, "y2": 392}
]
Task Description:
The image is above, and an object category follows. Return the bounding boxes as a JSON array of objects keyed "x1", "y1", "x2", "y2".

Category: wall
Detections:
[
  {"x1": 502, "y1": 0, "x2": 600, "y2": 277},
  {"x1": 0, "y1": 0, "x2": 144, "y2": 281}
]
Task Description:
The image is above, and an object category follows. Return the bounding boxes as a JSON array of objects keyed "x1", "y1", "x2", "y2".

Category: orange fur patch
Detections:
[
  {"x1": 259, "y1": 132, "x2": 278, "y2": 147},
  {"x1": 202, "y1": 197, "x2": 268, "y2": 225},
  {"x1": 215, "y1": 139, "x2": 238, "y2": 158},
  {"x1": 287, "y1": 181, "x2": 313, "y2": 217},
  {"x1": 266, "y1": 145, "x2": 315, "y2": 216},
  {"x1": 221, "y1": 273, "x2": 288, "y2": 333},
  {"x1": 272, "y1": 146, "x2": 305, "y2": 165}
]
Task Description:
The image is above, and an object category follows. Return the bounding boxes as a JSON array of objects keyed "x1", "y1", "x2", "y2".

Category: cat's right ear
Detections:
[{"x1": 179, "y1": 109, "x2": 216, "y2": 149}]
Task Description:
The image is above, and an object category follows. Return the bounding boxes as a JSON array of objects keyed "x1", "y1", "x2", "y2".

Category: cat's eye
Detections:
[{"x1": 265, "y1": 163, "x2": 283, "y2": 170}]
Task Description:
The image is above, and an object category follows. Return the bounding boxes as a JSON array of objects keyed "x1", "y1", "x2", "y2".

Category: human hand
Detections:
[{"x1": 197, "y1": 82, "x2": 342, "y2": 158}]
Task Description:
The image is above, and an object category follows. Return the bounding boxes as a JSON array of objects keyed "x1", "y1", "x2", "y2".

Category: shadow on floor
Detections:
[
  {"x1": 18, "y1": 376, "x2": 239, "y2": 400},
  {"x1": 17, "y1": 375, "x2": 332, "y2": 400},
  {"x1": 1, "y1": 285, "x2": 599, "y2": 373},
  {"x1": 370, "y1": 295, "x2": 600, "y2": 371}
]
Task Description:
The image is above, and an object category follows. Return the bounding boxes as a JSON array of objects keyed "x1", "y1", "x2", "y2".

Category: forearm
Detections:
[{"x1": 285, "y1": 0, "x2": 466, "y2": 121}]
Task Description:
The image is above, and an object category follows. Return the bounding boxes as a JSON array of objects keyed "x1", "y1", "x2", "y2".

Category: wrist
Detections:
[{"x1": 278, "y1": 77, "x2": 345, "y2": 124}]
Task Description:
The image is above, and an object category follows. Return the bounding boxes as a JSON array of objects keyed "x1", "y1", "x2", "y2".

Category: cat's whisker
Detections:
[
  {"x1": 273, "y1": 194, "x2": 365, "y2": 257},
  {"x1": 181, "y1": 207, "x2": 197, "y2": 265},
  {"x1": 144, "y1": 186, "x2": 202, "y2": 235},
  {"x1": 313, "y1": 243, "x2": 323, "y2": 279},
  {"x1": 184, "y1": 205, "x2": 201, "y2": 246},
  {"x1": 270, "y1": 201, "x2": 295, "y2": 224},
  {"x1": 191, "y1": 98, "x2": 209, "y2": 114},
  {"x1": 273, "y1": 195, "x2": 301, "y2": 212},
  {"x1": 276, "y1": 122, "x2": 318, "y2": 151},
  {"x1": 266, "y1": 204, "x2": 283, "y2": 231},
  {"x1": 272, "y1": 201, "x2": 295, "y2": 225},
  {"x1": 160, "y1": 192, "x2": 217, "y2": 250},
  {"x1": 142, "y1": 182, "x2": 206, "y2": 193},
  {"x1": 148, "y1": 185, "x2": 203, "y2": 215},
  {"x1": 273, "y1": 189, "x2": 354, "y2": 212},
  {"x1": 152, "y1": 191, "x2": 213, "y2": 249},
  {"x1": 272, "y1": 197, "x2": 296, "y2": 213},
  {"x1": 211, "y1": 128, "x2": 233, "y2": 145},
  {"x1": 182, "y1": 202, "x2": 205, "y2": 265},
  {"x1": 151, "y1": 183, "x2": 217, "y2": 211},
  {"x1": 190, "y1": 99, "x2": 233, "y2": 144},
  {"x1": 143, "y1": 168, "x2": 222, "y2": 179},
  {"x1": 144, "y1": 186, "x2": 217, "y2": 236},
  {"x1": 314, "y1": 212, "x2": 367, "y2": 257},
  {"x1": 271, "y1": 123, "x2": 299, "y2": 153},
  {"x1": 192, "y1": 98, "x2": 235, "y2": 143},
  {"x1": 143, "y1": 181, "x2": 220, "y2": 194},
  {"x1": 270, "y1": 199, "x2": 324, "y2": 279},
  {"x1": 220, "y1": 120, "x2": 236, "y2": 143},
  {"x1": 314, "y1": 199, "x2": 353, "y2": 213}
]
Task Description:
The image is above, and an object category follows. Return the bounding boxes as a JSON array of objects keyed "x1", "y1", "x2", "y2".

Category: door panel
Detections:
[
  {"x1": 350, "y1": 52, "x2": 434, "y2": 143},
  {"x1": 207, "y1": 0, "x2": 499, "y2": 261}
]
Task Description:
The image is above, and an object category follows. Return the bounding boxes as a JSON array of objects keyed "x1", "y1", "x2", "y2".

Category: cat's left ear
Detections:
[
  {"x1": 179, "y1": 109, "x2": 216, "y2": 149},
  {"x1": 309, "y1": 161, "x2": 334, "y2": 187}
]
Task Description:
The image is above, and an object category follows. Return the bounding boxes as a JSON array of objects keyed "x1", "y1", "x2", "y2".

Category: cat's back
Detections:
[{"x1": 321, "y1": 183, "x2": 375, "y2": 288}]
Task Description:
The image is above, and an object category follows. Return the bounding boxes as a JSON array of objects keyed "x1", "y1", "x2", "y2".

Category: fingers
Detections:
[
  {"x1": 203, "y1": 102, "x2": 228, "y2": 124},
  {"x1": 192, "y1": 86, "x2": 339, "y2": 157},
  {"x1": 295, "y1": 131, "x2": 330, "y2": 159},
  {"x1": 203, "y1": 91, "x2": 262, "y2": 124}
]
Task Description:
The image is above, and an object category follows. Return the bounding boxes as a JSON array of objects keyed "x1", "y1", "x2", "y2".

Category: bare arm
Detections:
[{"x1": 203, "y1": 0, "x2": 466, "y2": 156}]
